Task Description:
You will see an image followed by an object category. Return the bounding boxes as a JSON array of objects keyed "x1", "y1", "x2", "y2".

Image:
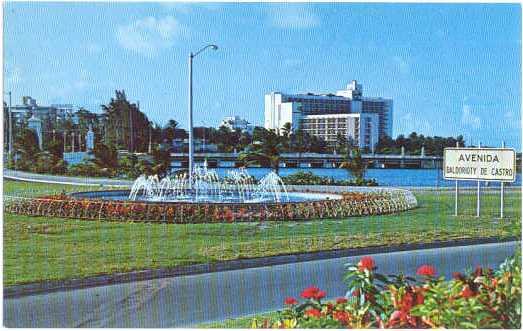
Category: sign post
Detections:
[
  {"x1": 443, "y1": 145, "x2": 516, "y2": 217},
  {"x1": 454, "y1": 141, "x2": 459, "y2": 216},
  {"x1": 500, "y1": 141, "x2": 505, "y2": 219},
  {"x1": 476, "y1": 142, "x2": 481, "y2": 218}
]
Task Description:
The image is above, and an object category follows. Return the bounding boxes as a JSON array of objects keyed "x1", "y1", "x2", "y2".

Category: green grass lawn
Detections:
[{"x1": 3, "y1": 180, "x2": 521, "y2": 286}]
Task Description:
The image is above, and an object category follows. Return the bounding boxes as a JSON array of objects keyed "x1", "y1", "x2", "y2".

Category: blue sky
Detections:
[{"x1": 4, "y1": 2, "x2": 521, "y2": 149}]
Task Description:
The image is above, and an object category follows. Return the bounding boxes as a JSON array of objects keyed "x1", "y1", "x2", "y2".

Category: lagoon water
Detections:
[{"x1": 172, "y1": 167, "x2": 521, "y2": 187}]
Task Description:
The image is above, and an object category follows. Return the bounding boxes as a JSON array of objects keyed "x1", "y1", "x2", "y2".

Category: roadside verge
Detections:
[{"x1": 4, "y1": 236, "x2": 519, "y2": 299}]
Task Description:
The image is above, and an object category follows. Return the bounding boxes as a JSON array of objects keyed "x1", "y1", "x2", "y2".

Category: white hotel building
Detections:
[{"x1": 264, "y1": 81, "x2": 392, "y2": 150}]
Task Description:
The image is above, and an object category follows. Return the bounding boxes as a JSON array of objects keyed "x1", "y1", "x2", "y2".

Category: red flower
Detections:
[
  {"x1": 460, "y1": 285, "x2": 476, "y2": 298},
  {"x1": 284, "y1": 297, "x2": 298, "y2": 305},
  {"x1": 416, "y1": 265, "x2": 436, "y2": 277},
  {"x1": 333, "y1": 311, "x2": 350, "y2": 325},
  {"x1": 336, "y1": 297, "x2": 348, "y2": 304},
  {"x1": 351, "y1": 289, "x2": 360, "y2": 297},
  {"x1": 304, "y1": 308, "x2": 321, "y2": 318},
  {"x1": 300, "y1": 286, "x2": 326, "y2": 300},
  {"x1": 358, "y1": 256, "x2": 375, "y2": 271}
]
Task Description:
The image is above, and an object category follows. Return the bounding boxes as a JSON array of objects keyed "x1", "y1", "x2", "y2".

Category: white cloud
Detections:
[
  {"x1": 268, "y1": 6, "x2": 320, "y2": 29},
  {"x1": 116, "y1": 16, "x2": 187, "y2": 56},
  {"x1": 461, "y1": 104, "x2": 481, "y2": 129}
]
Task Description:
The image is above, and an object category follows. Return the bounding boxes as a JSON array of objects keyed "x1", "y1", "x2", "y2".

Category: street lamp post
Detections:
[
  {"x1": 188, "y1": 44, "x2": 218, "y2": 187},
  {"x1": 8, "y1": 91, "x2": 12, "y2": 160}
]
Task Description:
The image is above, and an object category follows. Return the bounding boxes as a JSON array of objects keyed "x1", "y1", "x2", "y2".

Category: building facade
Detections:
[
  {"x1": 264, "y1": 81, "x2": 392, "y2": 149},
  {"x1": 220, "y1": 116, "x2": 254, "y2": 134}
]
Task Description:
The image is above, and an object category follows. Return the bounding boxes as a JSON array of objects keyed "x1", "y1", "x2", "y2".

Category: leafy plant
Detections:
[{"x1": 256, "y1": 255, "x2": 521, "y2": 329}]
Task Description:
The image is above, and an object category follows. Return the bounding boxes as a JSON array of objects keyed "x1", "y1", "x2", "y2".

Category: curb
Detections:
[{"x1": 4, "y1": 237, "x2": 519, "y2": 299}]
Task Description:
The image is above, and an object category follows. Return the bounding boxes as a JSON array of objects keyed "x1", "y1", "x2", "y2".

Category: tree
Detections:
[
  {"x1": 340, "y1": 148, "x2": 366, "y2": 181},
  {"x1": 47, "y1": 140, "x2": 64, "y2": 159},
  {"x1": 239, "y1": 128, "x2": 283, "y2": 174},
  {"x1": 13, "y1": 128, "x2": 40, "y2": 170},
  {"x1": 91, "y1": 142, "x2": 118, "y2": 171},
  {"x1": 101, "y1": 90, "x2": 152, "y2": 152},
  {"x1": 151, "y1": 146, "x2": 171, "y2": 177},
  {"x1": 163, "y1": 119, "x2": 179, "y2": 145}
]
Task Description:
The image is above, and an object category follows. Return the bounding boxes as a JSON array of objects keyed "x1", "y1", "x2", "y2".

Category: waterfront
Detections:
[{"x1": 172, "y1": 167, "x2": 522, "y2": 188}]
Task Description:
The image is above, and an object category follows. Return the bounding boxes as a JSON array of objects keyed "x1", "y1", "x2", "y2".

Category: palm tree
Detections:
[
  {"x1": 340, "y1": 147, "x2": 366, "y2": 181},
  {"x1": 238, "y1": 129, "x2": 283, "y2": 174}
]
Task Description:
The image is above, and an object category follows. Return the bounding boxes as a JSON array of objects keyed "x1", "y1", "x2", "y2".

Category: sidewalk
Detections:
[{"x1": 3, "y1": 169, "x2": 133, "y2": 187}]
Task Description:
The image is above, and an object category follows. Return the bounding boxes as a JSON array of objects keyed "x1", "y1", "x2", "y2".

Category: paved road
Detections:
[
  {"x1": 3, "y1": 169, "x2": 133, "y2": 187},
  {"x1": 4, "y1": 241, "x2": 518, "y2": 328}
]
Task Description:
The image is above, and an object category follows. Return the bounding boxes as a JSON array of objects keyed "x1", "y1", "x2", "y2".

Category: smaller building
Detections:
[
  {"x1": 301, "y1": 113, "x2": 379, "y2": 150},
  {"x1": 172, "y1": 138, "x2": 218, "y2": 153},
  {"x1": 220, "y1": 116, "x2": 254, "y2": 134}
]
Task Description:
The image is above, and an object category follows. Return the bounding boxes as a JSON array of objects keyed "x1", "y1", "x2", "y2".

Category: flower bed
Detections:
[
  {"x1": 4, "y1": 189, "x2": 417, "y2": 223},
  {"x1": 252, "y1": 255, "x2": 521, "y2": 329}
]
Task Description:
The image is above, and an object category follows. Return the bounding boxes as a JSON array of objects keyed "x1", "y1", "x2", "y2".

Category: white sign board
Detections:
[{"x1": 444, "y1": 148, "x2": 516, "y2": 182}]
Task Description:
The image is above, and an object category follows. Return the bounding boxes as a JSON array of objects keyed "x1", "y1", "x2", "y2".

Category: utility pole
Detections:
[
  {"x1": 148, "y1": 121, "x2": 152, "y2": 154},
  {"x1": 188, "y1": 44, "x2": 218, "y2": 187},
  {"x1": 8, "y1": 91, "x2": 13, "y2": 161},
  {"x1": 129, "y1": 101, "x2": 135, "y2": 153}
]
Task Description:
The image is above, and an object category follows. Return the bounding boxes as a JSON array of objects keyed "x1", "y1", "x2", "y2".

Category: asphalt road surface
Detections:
[{"x1": 4, "y1": 241, "x2": 518, "y2": 327}]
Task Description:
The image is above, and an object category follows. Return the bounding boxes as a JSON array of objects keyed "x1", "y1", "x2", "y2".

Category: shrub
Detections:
[
  {"x1": 282, "y1": 171, "x2": 378, "y2": 186},
  {"x1": 253, "y1": 255, "x2": 521, "y2": 329}
]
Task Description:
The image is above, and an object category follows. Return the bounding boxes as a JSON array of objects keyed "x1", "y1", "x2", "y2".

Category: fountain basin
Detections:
[
  {"x1": 4, "y1": 187, "x2": 417, "y2": 224},
  {"x1": 70, "y1": 190, "x2": 342, "y2": 204}
]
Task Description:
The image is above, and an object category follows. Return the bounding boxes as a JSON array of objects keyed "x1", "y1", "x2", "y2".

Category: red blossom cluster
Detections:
[
  {"x1": 300, "y1": 286, "x2": 326, "y2": 300},
  {"x1": 257, "y1": 254, "x2": 520, "y2": 329}
]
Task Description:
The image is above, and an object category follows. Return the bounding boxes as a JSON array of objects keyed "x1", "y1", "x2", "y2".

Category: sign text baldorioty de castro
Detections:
[{"x1": 444, "y1": 148, "x2": 516, "y2": 182}]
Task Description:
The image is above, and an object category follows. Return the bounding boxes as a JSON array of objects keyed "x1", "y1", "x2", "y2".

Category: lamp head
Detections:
[{"x1": 210, "y1": 45, "x2": 218, "y2": 50}]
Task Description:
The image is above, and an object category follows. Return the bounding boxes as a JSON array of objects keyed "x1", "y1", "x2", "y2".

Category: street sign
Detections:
[{"x1": 444, "y1": 148, "x2": 516, "y2": 182}]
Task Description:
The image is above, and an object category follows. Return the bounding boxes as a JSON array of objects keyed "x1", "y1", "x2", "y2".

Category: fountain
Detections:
[
  {"x1": 127, "y1": 163, "x2": 293, "y2": 203},
  {"x1": 7, "y1": 161, "x2": 418, "y2": 223}
]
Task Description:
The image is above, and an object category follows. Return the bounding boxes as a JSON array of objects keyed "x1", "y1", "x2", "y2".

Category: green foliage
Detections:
[
  {"x1": 101, "y1": 90, "x2": 152, "y2": 152},
  {"x1": 376, "y1": 132, "x2": 466, "y2": 156},
  {"x1": 151, "y1": 146, "x2": 171, "y2": 177},
  {"x1": 282, "y1": 171, "x2": 378, "y2": 186},
  {"x1": 12, "y1": 128, "x2": 40, "y2": 171},
  {"x1": 239, "y1": 128, "x2": 284, "y2": 173},
  {"x1": 91, "y1": 142, "x2": 118, "y2": 170},
  {"x1": 259, "y1": 255, "x2": 521, "y2": 329},
  {"x1": 47, "y1": 139, "x2": 64, "y2": 159},
  {"x1": 32, "y1": 152, "x2": 67, "y2": 175},
  {"x1": 67, "y1": 161, "x2": 112, "y2": 177},
  {"x1": 289, "y1": 129, "x2": 328, "y2": 154},
  {"x1": 340, "y1": 148, "x2": 367, "y2": 181}
]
